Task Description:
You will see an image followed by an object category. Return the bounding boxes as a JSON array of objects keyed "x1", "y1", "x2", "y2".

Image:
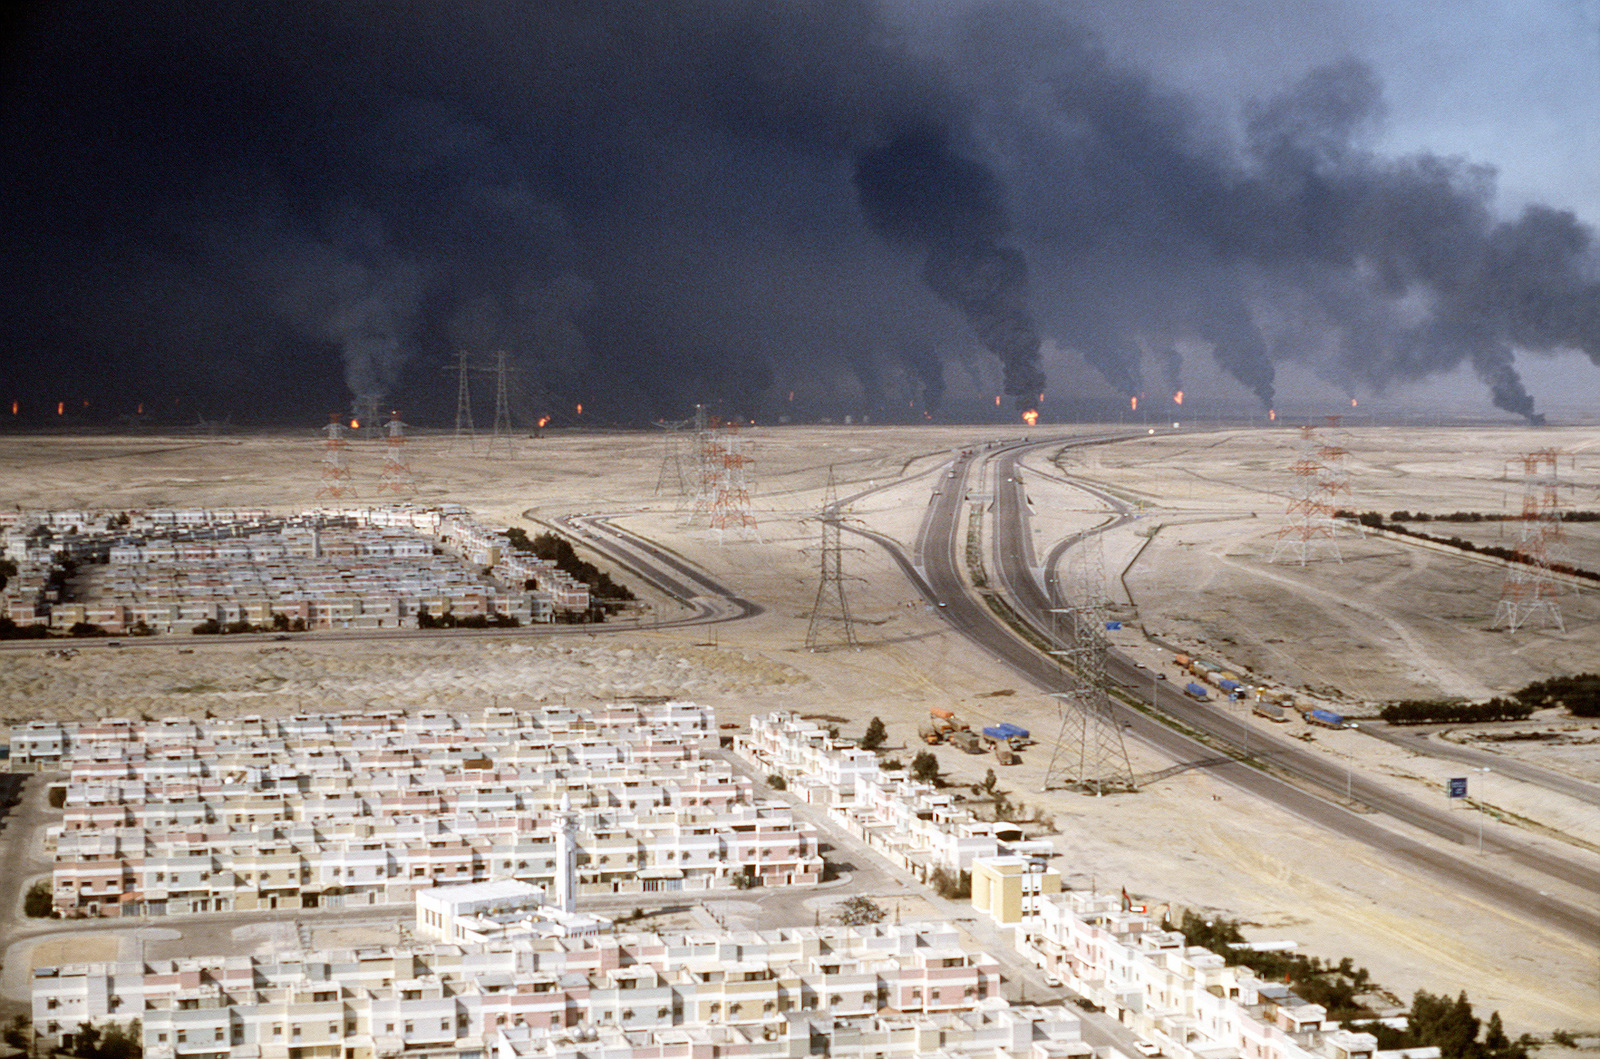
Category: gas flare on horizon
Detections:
[
  {"x1": 1269, "y1": 408, "x2": 1277, "y2": 421},
  {"x1": 576, "y1": 403, "x2": 583, "y2": 415},
  {"x1": 1022, "y1": 409, "x2": 1039, "y2": 426},
  {"x1": 1131, "y1": 396, "x2": 1138, "y2": 411},
  {"x1": 1173, "y1": 390, "x2": 1184, "y2": 406}
]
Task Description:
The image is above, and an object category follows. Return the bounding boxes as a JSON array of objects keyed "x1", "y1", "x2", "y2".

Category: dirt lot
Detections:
[{"x1": 1, "y1": 425, "x2": 1596, "y2": 1032}]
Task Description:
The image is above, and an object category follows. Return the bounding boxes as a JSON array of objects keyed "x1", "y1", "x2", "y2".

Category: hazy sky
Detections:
[
  {"x1": 1073, "y1": 0, "x2": 1600, "y2": 219},
  {"x1": 2, "y1": 0, "x2": 1596, "y2": 426}
]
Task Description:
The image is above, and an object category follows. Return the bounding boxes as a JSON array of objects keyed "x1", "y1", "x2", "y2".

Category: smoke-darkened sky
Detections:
[{"x1": 2, "y1": 0, "x2": 1598, "y2": 426}]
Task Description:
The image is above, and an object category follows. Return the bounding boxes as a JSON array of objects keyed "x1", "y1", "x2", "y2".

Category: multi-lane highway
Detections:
[{"x1": 854, "y1": 433, "x2": 1600, "y2": 943}]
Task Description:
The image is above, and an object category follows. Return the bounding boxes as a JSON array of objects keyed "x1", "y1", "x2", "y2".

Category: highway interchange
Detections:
[
  {"x1": 538, "y1": 429, "x2": 1600, "y2": 943},
  {"x1": 527, "y1": 430, "x2": 1600, "y2": 944},
  {"x1": 894, "y1": 434, "x2": 1600, "y2": 941}
]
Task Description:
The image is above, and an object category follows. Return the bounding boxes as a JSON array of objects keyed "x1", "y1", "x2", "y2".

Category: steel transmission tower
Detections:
[
  {"x1": 1270, "y1": 421, "x2": 1353, "y2": 564},
  {"x1": 1493, "y1": 448, "x2": 1568, "y2": 632},
  {"x1": 485, "y1": 350, "x2": 517, "y2": 457},
  {"x1": 688, "y1": 405, "x2": 717, "y2": 524},
  {"x1": 446, "y1": 350, "x2": 477, "y2": 450},
  {"x1": 707, "y1": 425, "x2": 759, "y2": 541},
  {"x1": 805, "y1": 467, "x2": 862, "y2": 651},
  {"x1": 653, "y1": 418, "x2": 692, "y2": 497},
  {"x1": 1044, "y1": 537, "x2": 1135, "y2": 794},
  {"x1": 376, "y1": 412, "x2": 417, "y2": 495},
  {"x1": 315, "y1": 414, "x2": 356, "y2": 501}
]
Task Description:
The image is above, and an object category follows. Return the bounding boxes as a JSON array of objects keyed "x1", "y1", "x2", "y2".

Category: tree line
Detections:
[{"x1": 1340, "y1": 511, "x2": 1600, "y2": 585}]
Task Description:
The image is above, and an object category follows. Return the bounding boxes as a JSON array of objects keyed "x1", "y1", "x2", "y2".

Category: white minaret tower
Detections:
[{"x1": 554, "y1": 792, "x2": 577, "y2": 914}]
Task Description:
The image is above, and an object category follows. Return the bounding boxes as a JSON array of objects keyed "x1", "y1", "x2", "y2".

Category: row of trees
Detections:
[
  {"x1": 1349, "y1": 990, "x2": 1532, "y2": 1059},
  {"x1": 1387, "y1": 509, "x2": 1600, "y2": 524},
  {"x1": 503, "y1": 527, "x2": 635, "y2": 604},
  {"x1": 416, "y1": 607, "x2": 520, "y2": 630},
  {"x1": 1342, "y1": 511, "x2": 1600, "y2": 585},
  {"x1": 4, "y1": 1016, "x2": 142, "y2": 1059},
  {"x1": 1380, "y1": 699, "x2": 1535, "y2": 725},
  {"x1": 1383, "y1": 674, "x2": 1600, "y2": 722},
  {"x1": 193, "y1": 613, "x2": 305, "y2": 635},
  {"x1": 1512, "y1": 672, "x2": 1600, "y2": 717},
  {"x1": 0, "y1": 617, "x2": 51, "y2": 640}
]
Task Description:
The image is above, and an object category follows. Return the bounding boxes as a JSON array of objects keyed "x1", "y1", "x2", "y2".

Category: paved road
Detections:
[
  {"x1": 852, "y1": 434, "x2": 1599, "y2": 943},
  {"x1": 994, "y1": 444, "x2": 1600, "y2": 895},
  {"x1": 1358, "y1": 723, "x2": 1600, "y2": 808},
  {"x1": 544, "y1": 513, "x2": 761, "y2": 625}
]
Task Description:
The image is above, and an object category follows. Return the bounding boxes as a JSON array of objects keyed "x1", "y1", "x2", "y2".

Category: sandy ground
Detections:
[{"x1": 1, "y1": 426, "x2": 1597, "y2": 1032}]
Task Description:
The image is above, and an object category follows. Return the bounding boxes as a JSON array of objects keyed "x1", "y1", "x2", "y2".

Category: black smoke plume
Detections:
[
  {"x1": 0, "y1": 1, "x2": 1595, "y2": 425},
  {"x1": 854, "y1": 129, "x2": 1045, "y2": 409}
]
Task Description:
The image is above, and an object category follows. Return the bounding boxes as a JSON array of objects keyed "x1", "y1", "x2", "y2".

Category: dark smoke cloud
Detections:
[
  {"x1": 0, "y1": 0, "x2": 1595, "y2": 425},
  {"x1": 854, "y1": 129, "x2": 1045, "y2": 408}
]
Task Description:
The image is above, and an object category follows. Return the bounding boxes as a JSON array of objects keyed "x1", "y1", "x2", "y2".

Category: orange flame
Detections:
[
  {"x1": 537, "y1": 416, "x2": 550, "y2": 428},
  {"x1": 136, "y1": 402, "x2": 143, "y2": 415},
  {"x1": 994, "y1": 395, "x2": 1002, "y2": 407},
  {"x1": 1269, "y1": 408, "x2": 1277, "y2": 421},
  {"x1": 82, "y1": 399, "x2": 89, "y2": 409},
  {"x1": 350, "y1": 418, "x2": 360, "y2": 430},
  {"x1": 1130, "y1": 396, "x2": 1138, "y2": 411},
  {"x1": 10, "y1": 401, "x2": 16, "y2": 415},
  {"x1": 1173, "y1": 390, "x2": 1184, "y2": 405},
  {"x1": 576, "y1": 403, "x2": 584, "y2": 415},
  {"x1": 788, "y1": 390, "x2": 794, "y2": 402},
  {"x1": 1351, "y1": 397, "x2": 1358, "y2": 408},
  {"x1": 1022, "y1": 409, "x2": 1039, "y2": 426},
  {"x1": 57, "y1": 401, "x2": 64, "y2": 416}
]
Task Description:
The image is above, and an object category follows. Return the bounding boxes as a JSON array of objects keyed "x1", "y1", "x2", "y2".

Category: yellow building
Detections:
[{"x1": 970, "y1": 855, "x2": 1061, "y2": 924}]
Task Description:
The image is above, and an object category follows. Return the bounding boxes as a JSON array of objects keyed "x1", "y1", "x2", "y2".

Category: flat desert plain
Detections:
[{"x1": 1, "y1": 424, "x2": 1596, "y2": 1031}]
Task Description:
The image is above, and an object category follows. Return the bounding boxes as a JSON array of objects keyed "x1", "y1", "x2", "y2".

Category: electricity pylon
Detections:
[{"x1": 805, "y1": 466, "x2": 864, "y2": 651}]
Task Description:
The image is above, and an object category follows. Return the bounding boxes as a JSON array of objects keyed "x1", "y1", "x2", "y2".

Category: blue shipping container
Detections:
[
  {"x1": 1308, "y1": 709, "x2": 1344, "y2": 728},
  {"x1": 1185, "y1": 682, "x2": 1209, "y2": 699},
  {"x1": 1218, "y1": 679, "x2": 1241, "y2": 693}
]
